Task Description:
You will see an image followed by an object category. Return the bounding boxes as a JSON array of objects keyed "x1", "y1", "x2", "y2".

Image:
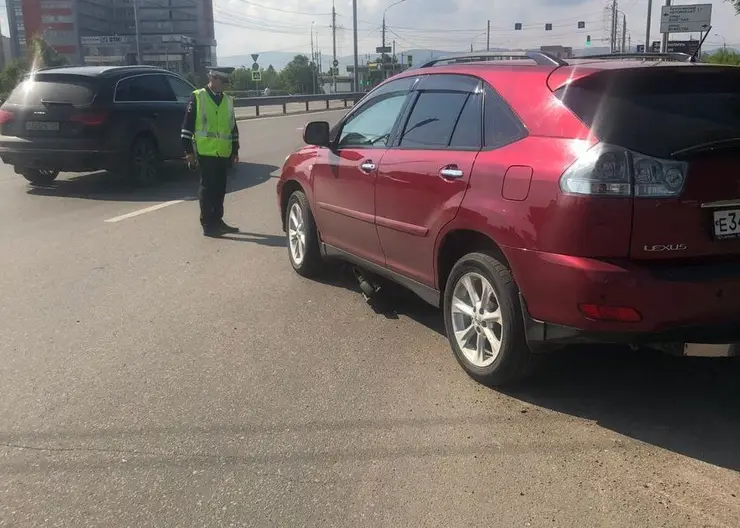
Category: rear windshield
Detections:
[
  {"x1": 555, "y1": 67, "x2": 740, "y2": 158},
  {"x1": 5, "y1": 76, "x2": 97, "y2": 106}
]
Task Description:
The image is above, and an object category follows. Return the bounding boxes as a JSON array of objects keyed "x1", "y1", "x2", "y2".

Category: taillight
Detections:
[
  {"x1": 72, "y1": 111, "x2": 108, "y2": 126},
  {"x1": 0, "y1": 109, "x2": 15, "y2": 125},
  {"x1": 560, "y1": 142, "x2": 688, "y2": 198}
]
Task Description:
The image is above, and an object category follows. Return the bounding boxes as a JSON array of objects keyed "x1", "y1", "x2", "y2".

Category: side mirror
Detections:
[{"x1": 303, "y1": 121, "x2": 331, "y2": 147}]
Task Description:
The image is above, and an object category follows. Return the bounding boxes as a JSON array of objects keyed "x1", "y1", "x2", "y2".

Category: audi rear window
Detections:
[
  {"x1": 555, "y1": 67, "x2": 740, "y2": 158},
  {"x1": 5, "y1": 76, "x2": 97, "y2": 106}
]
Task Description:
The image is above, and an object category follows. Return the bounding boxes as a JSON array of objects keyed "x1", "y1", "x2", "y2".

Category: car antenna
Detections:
[{"x1": 689, "y1": 25, "x2": 711, "y2": 63}]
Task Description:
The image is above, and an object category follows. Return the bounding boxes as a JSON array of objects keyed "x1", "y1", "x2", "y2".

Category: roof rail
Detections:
[
  {"x1": 420, "y1": 51, "x2": 567, "y2": 68},
  {"x1": 573, "y1": 52, "x2": 693, "y2": 62}
]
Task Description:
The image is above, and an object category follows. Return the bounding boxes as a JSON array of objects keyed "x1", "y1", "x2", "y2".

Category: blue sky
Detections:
[{"x1": 214, "y1": 0, "x2": 740, "y2": 59}]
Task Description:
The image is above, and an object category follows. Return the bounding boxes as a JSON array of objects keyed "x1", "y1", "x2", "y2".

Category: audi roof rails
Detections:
[
  {"x1": 420, "y1": 50, "x2": 567, "y2": 68},
  {"x1": 572, "y1": 52, "x2": 693, "y2": 62}
]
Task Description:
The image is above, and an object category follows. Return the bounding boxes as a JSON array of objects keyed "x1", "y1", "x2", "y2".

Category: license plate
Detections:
[
  {"x1": 713, "y1": 209, "x2": 740, "y2": 239},
  {"x1": 25, "y1": 121, "x2": 59, "y2": 131},
  {"x1": 684, "y1": 343, "x2": 738, "y2": 357}
]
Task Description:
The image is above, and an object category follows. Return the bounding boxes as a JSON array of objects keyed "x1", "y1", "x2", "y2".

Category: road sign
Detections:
[
  {"x1": 251, "y1": 62, "x2": 259, "y2": 71},
  {"x1": 332, "y1": 59, "x2": 339, "y2": 67},
  {"x1": 578, "y1": 21, "x2": 585, "y2": 29},
  {"x1": 660, "y1": 3, "x2": 711, "y2": 34},
  {"x1": 332, "y1": 67, "x2": 339, "y2": 76},
  {"x1": 545, "y1": 23, "x2": 552, "y2": 31},
  {"x1": 376, "y1": 46, "x2": 392, "y2": 53},
  {"x1": 251, "y1": 71, "x2": 261, "y2": 81},
  {"x1": 251, "y1": 53, "x2": 259, "y2": 62},
  {"x1": 666, "y1": 40, "x2": 701, "y2": 54},
  {"x1": 514, "y1": 23, "x2": 522, "y2": 30}
]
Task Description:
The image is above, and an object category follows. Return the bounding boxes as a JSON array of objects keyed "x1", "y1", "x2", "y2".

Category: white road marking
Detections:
[{"x1": 104, "y1": 199, "x2": 185, "y2": 223}]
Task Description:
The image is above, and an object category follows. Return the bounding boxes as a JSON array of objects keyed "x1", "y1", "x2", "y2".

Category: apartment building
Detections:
[{"x1": 5, "y1": 0, "x2": 216, "y2": 73}]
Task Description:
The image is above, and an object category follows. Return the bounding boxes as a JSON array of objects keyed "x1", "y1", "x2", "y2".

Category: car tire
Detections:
[
  {"x1": 129, "y1": 135, "x2": 161, "y2": 186},
  {"x1": 443, "y1": 251, "x2": 533, "y2": 387},
  {"x1": 285, "y1": 190, "x2": 323, "y2": 277},
  {"x1": 21, "y1": 169, "x2": 59, "y2": 186}
]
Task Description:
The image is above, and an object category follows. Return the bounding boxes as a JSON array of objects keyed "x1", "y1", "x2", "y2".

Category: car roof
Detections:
[{"x1": 33, "y1": 65, "x2": 172, "y2": 79}]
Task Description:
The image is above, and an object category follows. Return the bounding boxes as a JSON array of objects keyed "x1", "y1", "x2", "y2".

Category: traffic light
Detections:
[
  {"x1": 514, "y1": 23, "x2": 522, "y2": 30},
  {"x1": 578, "y1": 21, "x2": 586, "y2": 29},
  {"x1": 545, "y1": 23, "x2": 552, "y2": 31},
  {"x1": 586, "y1": 35, "x2": 591, "y2": 47}
]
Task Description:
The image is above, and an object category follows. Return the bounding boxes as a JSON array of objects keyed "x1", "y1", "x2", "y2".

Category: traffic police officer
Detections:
[{"x1": 181, "y1": 67, "x2": 240, "y2": 237}]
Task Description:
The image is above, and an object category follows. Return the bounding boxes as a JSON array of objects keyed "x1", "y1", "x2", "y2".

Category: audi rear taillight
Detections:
[
  {"x1": 0, "y1": 109, "x2": 15, "y2": 125},
  {"x1": 560, "y1": 143, "x2": 688, "y2": 198},
  {"x1": 72, "y1": 111, "x2": 108, "y2": 126}
]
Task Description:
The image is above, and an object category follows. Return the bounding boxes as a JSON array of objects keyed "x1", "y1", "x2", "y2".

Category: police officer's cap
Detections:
[{"x1": 208, "y1": 67, "x2": 235, "y2": 80}]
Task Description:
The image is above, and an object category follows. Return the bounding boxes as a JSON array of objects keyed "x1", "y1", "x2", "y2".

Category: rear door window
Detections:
[
  {"x1": 6, "y1": 77, "x2": 97, "y2": 106},
  {"x1": 115, "y1": 74, "x2": 175, "y2": 102},
  {"x1": 555, "y1": 68, "x2": 740, "y2": 158},
  {"x1": 399, "y1": 91, "x2": 470, "y2": 148},
  {"x1": 165, "y1": 75, "x2": 194, "y2": 103},
  {"x1": 484, "y1": 86, "x2": 527, "y2": 149}
]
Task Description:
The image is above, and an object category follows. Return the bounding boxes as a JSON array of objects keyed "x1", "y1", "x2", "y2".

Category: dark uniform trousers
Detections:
[{"x1": 197, "y1": 155, "x2": 231, "y2": 228}]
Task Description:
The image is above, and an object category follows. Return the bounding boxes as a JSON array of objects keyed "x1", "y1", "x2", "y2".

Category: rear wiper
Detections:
[{"x1": 671, "y1": 138, "x2": 740, "y2": 158}]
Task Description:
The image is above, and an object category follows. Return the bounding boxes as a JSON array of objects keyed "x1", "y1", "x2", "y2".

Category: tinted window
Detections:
[
  {"x1": 484, "y1": 86, "x2": 526, "y2": 148},
  {"x1": 166, "y1": 75, "x2": 194, "y2": 102},
  {"x1": 338, "y1": 93, "x2": 407, "y2": 148},
  {"x1": 399, "y1": 91, "x2": 469, "y2": 148},
  {"x1": 6, "y1": 77, "x2": 96, "y2": 106},
  {"x1": 555, "y1": 68, "x2": 740, "y2": 158},
  {"x1": 115, "y1": 74, "x2": 174, "y2": 102},
  {"x1": 449, "y1": 93, "x2": 482, "y2": 149}
]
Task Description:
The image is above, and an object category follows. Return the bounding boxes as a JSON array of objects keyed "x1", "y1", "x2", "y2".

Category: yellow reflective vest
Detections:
[{"x1": 193, "y1": 88, "x2": 235, "y2": 158}]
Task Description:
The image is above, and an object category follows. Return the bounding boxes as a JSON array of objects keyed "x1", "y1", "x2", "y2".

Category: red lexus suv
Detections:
[{"x1": 276, "y1": 51, "x2": 740, "y2": 386}]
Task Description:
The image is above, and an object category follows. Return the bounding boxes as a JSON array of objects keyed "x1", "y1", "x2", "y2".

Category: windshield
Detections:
[{"x1": 555, "y1": 68, "x2": 740, "y2": 158}]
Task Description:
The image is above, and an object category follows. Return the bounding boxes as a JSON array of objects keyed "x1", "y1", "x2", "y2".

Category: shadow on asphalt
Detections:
[
  {"x1": 314, "y1": 265, "x2": 740, "y2": 471},
  {"x1": 24, "y1": 161, "x2": 278, "y2": 202},
  {"x1": 219, "y1": 231, "x2": 286, "y2": 247}
]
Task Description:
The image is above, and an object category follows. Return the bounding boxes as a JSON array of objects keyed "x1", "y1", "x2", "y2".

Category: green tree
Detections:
[
  {"x1": 28, "y1": 37, "x2": 68, "y2": 68},
  {"x1": 280, "y1": 54, "x2": 316, "y2": 94},
  {"x1": 705, "y1": 48, "x2": 740, "y2": 65}
]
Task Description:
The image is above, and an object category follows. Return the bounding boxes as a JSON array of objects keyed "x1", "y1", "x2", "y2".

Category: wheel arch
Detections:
[
  {"x1": 436, "y1": 228, "x2": 511, "y2": 296},
  {"x1": 280, "y1": 179, "x2": 306, "y2": 231}
]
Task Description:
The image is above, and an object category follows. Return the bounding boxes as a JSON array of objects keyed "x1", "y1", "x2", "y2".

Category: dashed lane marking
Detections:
[{"x1": 104, "y1": 199, "x2": 189, "y2": 223}]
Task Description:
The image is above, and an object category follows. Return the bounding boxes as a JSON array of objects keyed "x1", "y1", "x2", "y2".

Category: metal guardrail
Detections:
[{"x1": 232, "y1": 92, "x2": 366, "y2": 116}]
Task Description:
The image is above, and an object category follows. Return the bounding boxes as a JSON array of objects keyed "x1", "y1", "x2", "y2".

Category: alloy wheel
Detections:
[
  {"x1": 288, "y1": 201, "x2": 306, "y2": 265},
  {"x1": 132, "y1": 140, "x2": 158, "y2": 184},
  {"x1": 450, "y1": 271, "x2": 504, "y2": 368}
]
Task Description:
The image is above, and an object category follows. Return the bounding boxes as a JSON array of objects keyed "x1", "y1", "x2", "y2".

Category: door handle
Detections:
[
  {"x1": 360, "y1": 160, "x2": 376, "y2": 173},
  {"x1": 439, "y1": 165, "x2": 464, "y2": 179}
]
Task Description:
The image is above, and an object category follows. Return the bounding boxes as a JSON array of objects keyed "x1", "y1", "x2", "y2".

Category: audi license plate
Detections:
[
  {"x1": 713, "y1": 209, "x2": 740, "y2": 240},
  {"x1": 25, "y1": 121, "x2": 59, "y2": 131}
]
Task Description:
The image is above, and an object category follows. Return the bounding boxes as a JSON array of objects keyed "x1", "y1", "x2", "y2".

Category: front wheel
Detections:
[
  {"x1": 286, "y1": 190, "x2": 323, "y2": 277},
  {"x1": 21, "y1": 169, "x2": 59, "y2": 186},
  {"x1": 443, "y1": 251, "x2": 533, "y2": 387}
]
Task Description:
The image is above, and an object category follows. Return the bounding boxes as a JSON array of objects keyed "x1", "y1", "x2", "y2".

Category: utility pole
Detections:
[
  {"x1": 611, "y1": 0, "x2": 618, "y2": 53},
  {"x1": 645, "y1": 0, "x2": 652, "y2": 53},
  {"x1": 621, "y1": 14, "x2": 627, "y2": 53},
  {"x1": 382, "y1": 15, "x2": 387, "y2": 67},
  {"x1": 133, "y1": 0, "x2": 142, "y2": 64},
  {"x1": 661, "y1": 0, "x2": 671, "y2": 52},
  {"x1": 352, "y1": 0, "x2": 359, "y2": 92},
  {"x1": 486, "y1": 20, "x2": 490, "y2": 51},
  {"x1": 392, "y1": 40, "x2": 396, "y2": 75},
  {"x1": 310, "y1": 25, "x2": 317, "y2": 94},
  {"x1": 331, "y1": 2, "x2": 337, "y2": 94}
]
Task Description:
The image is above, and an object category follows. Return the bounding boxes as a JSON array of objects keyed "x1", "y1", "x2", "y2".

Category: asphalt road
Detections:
[{"x1": 1, "y1": 109, "x2": 739, "y2": 528}]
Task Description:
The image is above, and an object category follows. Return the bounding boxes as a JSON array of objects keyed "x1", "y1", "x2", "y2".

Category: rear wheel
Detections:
[
  {"x1": 443, "y1": 251, "x2": 533, "y2": 387},
  {"x1": 21, "y1": 169, "x2": 59, "y2": 186},
  {"x1": 129, "y1": 136, "x2": 160, "y2": 185}
]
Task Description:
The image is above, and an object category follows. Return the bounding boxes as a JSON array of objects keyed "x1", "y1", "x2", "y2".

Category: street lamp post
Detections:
[
  {"x1": 381, "y1": 0, "x2": 408, "y2": 78},
  {"x1": 352, "y1": 0, "x2": 359, "y2": 91}
]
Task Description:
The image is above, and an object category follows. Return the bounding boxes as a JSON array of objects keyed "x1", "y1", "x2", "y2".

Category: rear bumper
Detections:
[
  {"x1": 505, "y1": 246, "x2": 740, "y2": 348},
  {"x1": 0, "y1": 136, "x2": 118, "y2": 172}
]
